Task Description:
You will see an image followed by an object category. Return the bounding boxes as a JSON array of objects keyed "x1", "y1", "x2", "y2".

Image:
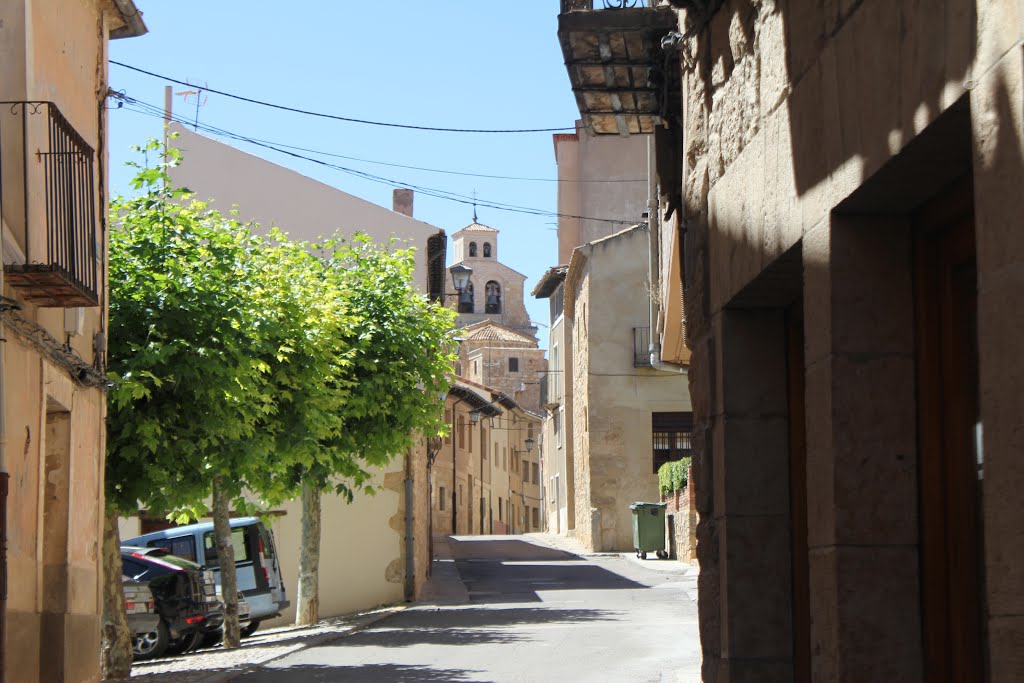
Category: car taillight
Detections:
[
  {"x1": 185, "y1": 615, "x2": 205, "y2": 625},
  {"x1": 125, "y1": 601, "x2": 136, "y2": 610},
  {"x1": 148, "y1": 599, "x2": 155, "y2": 609},
  {"x1": 262, "y1": 567, "x2": 269, "y2": 582}
]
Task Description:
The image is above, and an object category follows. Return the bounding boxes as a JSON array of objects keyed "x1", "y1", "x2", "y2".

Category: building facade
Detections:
[
  {"x1": 558, "y1": 0, "x2": 1024, "y2": 680},
  {"x1": 565, "y1": 226, "x2": 691, "y2": 552},
  {"x1": 0, "y1": 1, "x2": 145, "y2": 681},
  {"x1": 431, "y1": 380, "x2": 542, "y2": 537}
]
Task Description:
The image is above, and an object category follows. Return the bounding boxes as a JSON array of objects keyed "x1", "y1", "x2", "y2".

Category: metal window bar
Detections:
[
  {"x1": 1, "y1": 101, "x2": 98, "y2": 307},
  {"x1": 634, "y1": 326, "x2": 652, "y2": 367},
  {"x1": 561, "y1": 0, "x2": 650, "y2": 11}
]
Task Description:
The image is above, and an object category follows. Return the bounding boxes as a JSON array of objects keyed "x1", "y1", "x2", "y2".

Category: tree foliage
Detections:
[{"x1": 106, "y1": 138, "x2": 455, "y2": 517}]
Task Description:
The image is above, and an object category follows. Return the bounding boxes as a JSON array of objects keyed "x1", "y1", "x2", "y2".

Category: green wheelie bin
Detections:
[{"x1": 629, "y1": 502, "x2": 668, "y2": 559}]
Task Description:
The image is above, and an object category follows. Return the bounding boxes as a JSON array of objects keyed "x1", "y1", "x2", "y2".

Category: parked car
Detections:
[
  {"x1": 121, "y1": 546, "x2": 219, "y2": 660},
  {"x1": 122, "y1": 578, "x2": 159, "y2": 643},
  {"x1": 199, "y1": 589, "x2": 253, "y2": 648},
  {"x1": 124, "y1": 518, "x2": 288, "y2": 637}
]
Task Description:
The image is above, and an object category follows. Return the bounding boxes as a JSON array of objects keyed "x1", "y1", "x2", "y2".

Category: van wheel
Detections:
[
  {"x1": 133, "y1": 620, "x2": 169, "y2": 660},
  {"x1": 240, "y1": 620, "x2": 260, "y2": 638}
]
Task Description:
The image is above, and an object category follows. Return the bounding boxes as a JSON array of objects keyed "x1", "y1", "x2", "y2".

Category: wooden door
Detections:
[{"x1": 914, "y1": 178, "x2": 986, "y2": 683}]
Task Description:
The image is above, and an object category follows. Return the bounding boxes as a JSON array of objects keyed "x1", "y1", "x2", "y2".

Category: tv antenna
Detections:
[{"x1": 175, "y1": 81, "x2": 209, "y2": 131}]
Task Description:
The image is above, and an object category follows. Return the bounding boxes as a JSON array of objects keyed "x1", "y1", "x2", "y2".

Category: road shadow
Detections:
[
  {"x1": 383, "y1": 606, "x2": 618, "y2": 630},
  {"x1": 239, "y1": 663, "x2": 478, "y2": 682},
  {"x1": 447, "y1": 536, "x2": 580, "y2": 562}
]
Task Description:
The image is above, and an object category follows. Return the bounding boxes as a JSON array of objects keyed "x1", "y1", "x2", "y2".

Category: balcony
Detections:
[
  {"x1": 2, "y1": 102, "x2": 99, "y2": 307},
  {"x1": 558, "y1": 0, "x2": 681, "y2": 136}
]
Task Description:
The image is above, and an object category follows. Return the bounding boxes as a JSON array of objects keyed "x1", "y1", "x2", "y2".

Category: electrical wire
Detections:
[
  {"x1": 110, "y1": 90, "x2": 643, "y2": 184},
  {"x1": 111, "y1": 92, "x2": 639, "y2": 226},
  {"x1": 110, "y1": 61, "x2": 575, "y2": 134}
]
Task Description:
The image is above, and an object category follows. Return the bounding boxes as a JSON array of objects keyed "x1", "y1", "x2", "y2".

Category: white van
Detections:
[{"x1": 123, "y1": 517, "x2": 288, "y2": 636}]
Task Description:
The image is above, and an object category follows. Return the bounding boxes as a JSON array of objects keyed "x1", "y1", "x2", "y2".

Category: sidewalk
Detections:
[
  {"x1": 111, "y1": 607, "x2": 400, "y2": 682},
  {"x1": 113, "y1": 537, "x2": 473, "y2": 682},
  {"x1": 526, "y1": 531, "x2": 700, "y2": 577},
  {"x1": 416, "y1": 534, "x2": 470, "y2": 605}
]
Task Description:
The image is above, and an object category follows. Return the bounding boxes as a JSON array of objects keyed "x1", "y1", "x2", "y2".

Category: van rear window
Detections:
[
  {"x1": 258, "y1": 524, "x2": 276, "y2": 559},
  {"x1": 202, "y1": 528, "x2": 252, "y2": 568}
]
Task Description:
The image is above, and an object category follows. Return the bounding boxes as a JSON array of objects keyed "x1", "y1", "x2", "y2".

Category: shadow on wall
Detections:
[{"x1": 687, "y1": 0, "x2": 977, "y2": 198}]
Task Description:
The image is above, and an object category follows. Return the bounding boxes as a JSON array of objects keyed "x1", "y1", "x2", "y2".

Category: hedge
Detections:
[{"x1": 657, "y1": 458, "x2": 691, "y2": 497}]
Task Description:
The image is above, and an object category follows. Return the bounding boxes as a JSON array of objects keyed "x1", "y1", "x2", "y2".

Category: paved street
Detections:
[{"x1": 235, "y1": 534, "x2": 701, "y2": 683}]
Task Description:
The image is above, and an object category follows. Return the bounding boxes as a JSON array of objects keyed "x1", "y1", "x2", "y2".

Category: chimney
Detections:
[{"x1": 393, "y1": 189, "x2": 414, "y2": 217}]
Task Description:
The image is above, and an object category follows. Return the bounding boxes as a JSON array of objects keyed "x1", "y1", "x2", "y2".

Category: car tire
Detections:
[
  {"x1": 165, "y1": 628, "x2": 203, "y2": 656},
  {"x1": 133, "y1": 620, "x2": 170, "y2": 661},
  {"x1": 240, "y1": 619, "x2": 260, "y2": 638}
]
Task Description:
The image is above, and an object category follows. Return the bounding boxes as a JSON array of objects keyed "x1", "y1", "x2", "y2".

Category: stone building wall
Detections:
[{"x1": 675, "y1": 0, "x2": 1024, "y2": 680}]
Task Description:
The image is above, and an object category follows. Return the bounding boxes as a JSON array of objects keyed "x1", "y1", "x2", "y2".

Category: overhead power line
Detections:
[
  {"x1": 111, "y1": 91, "x2": 638, "y2": 226},
  {"x1": 110, "y1": 61, "x2": 576, "y2": 135}
]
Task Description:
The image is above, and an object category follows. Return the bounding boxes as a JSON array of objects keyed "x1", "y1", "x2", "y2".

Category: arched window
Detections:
[
  {"x1": 459, "y1": 280, "x2": 475, "y2": 313},
  {"x1": 468, "y1": 242, "x2": 477, "y2": 257},
  {"x1": 485, "y1": 281, "x2": 501, "y2": 314},
  {"x1": 483, "y1": 242, "x2": 492, "y2": 258}
]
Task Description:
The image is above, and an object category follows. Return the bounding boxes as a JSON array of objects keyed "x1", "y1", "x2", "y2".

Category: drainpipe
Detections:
[
  {"x1": 403, "y1": 446, "x2": 414, "y2": 601},
  {"x1": 647, "y1": 136, "x2": 685, "y2": 375},
  {"x1": 0, "y1": 118, "x2": 12, "y2": 683}
]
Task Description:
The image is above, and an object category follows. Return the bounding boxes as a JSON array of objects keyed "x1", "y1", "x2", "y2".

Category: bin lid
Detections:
[{"x1": 629, "y1": 502, "x2": 667, "y2": 510}]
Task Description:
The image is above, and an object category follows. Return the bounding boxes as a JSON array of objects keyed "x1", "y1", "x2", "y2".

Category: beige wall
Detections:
[
  {"x1": 463, "y1": 344, "x2": 546, "y2": 413},
  {"x1": 567, "y1": 227, "x2": 690, "y2": 552},
  {"x1": 167, "y1": 123, "x2": 441, "y2": 294},
  {"x1": 264, "y1": 469, "x2": 405, "y2": 627},
  {"x1": 553, "y1": 122, "x2": 649, "y2": 264}
]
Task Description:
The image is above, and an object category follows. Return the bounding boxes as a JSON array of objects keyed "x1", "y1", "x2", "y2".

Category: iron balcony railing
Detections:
[
  {"x1": 561, "y1": 0, "x2": 652, "y2": 11},
  {"x1": 1, "y1": 101, "x2": 99, "y2": 307},
  {"x1": 634, "y1": 326, "x2": 653, "y2": 367}
]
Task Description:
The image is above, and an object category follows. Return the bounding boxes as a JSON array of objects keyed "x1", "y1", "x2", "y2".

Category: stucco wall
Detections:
[
  {"x1": 263, "y1": 468, "x2": 405, "y2": 627},
  {"x1": 167, "y1": 124, "x2": 440, "y2": 295},
  {"x1": 553, "y1": 122, "x2": 649, "y2": 264}
]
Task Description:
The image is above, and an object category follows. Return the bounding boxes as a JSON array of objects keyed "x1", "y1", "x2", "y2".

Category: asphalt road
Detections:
[{"x1": 237, "y1": 535, "x2": 701, "y2": 683}]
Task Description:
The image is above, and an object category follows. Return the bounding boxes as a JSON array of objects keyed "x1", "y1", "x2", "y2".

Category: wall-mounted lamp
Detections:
[{"x1": 525, "y1": 436, "x2": 535, "y2": 453}]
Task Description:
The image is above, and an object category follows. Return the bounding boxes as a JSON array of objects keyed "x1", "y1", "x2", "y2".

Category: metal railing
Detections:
[
  {"x1": 561, "y1": 0, "x2": 651, "y2": 11},
  {"x1": 1, "y1": 101, "x2": 98, "y2": 306},
  {"x1": 634, "y1": 327, "x2": 653, "y2": 367}
]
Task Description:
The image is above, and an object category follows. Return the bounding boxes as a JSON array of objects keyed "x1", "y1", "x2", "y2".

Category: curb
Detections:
[{"x1": 194, "y1": 607, "x2": 404, "y2": 683}]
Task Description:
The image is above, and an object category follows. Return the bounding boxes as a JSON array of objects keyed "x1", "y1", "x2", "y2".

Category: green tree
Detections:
[
  {"x1": 287, "y1": 238, "x2": 456, "y2": 625},
  {"x1": 103, "y1": 141, "x2": 456, "y2": 664},
  {"x1": 105, "y1": 142, "x2": 295, "y2": 654}
]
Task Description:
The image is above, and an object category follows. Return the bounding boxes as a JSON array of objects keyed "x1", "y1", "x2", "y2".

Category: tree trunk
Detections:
[
  {"x1": 100, "y1": 509, "x2": 132, "y2": 680},
  {"x1": 295, "y1": 480, "x2": 321, "y2": 626},
  {"x1": 212, "y1": 476, "x2": 240, "y2": 648}
]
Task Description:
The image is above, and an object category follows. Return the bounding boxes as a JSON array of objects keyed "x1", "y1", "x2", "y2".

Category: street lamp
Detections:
[
  {"x1": 449, "y1": 263, "x2": 472, "y2": 292},
  {"x1": 449, "y1": 263, "x2": 473, "y2": 312},
  {"x1": 525, "y1": 436, "x2": 535, "y2": 452}
]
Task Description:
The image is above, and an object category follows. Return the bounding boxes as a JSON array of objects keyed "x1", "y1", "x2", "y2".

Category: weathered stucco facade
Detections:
[
  {"x1": 0, "y1": 1, "x2": 145, "y2": 680},
  {"x1": 566, "y1": 227, "x2": 691, "y2": 552}
]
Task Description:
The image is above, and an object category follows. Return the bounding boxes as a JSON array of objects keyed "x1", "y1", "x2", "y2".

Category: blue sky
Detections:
[{"x1": 109, "y1": 2, "x2": 584, "y2": 351}]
